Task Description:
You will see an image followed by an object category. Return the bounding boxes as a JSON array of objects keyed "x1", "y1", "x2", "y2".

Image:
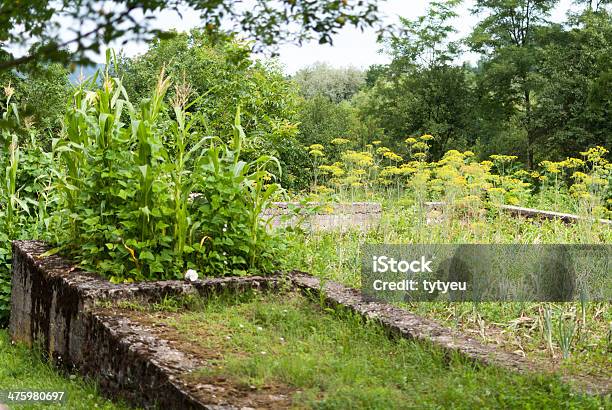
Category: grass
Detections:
[
  {"x1": 125, "y1": 291, "x2": 610, "y2": 409},
  {"x1": 281, "y1": 204, "x2": 612, "y2": 378},
  {"x1": 0, "y1": 329, "x2": 131, "y2": 409}
]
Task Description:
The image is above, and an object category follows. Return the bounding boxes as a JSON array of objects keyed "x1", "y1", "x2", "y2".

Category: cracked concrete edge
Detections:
[{"x1": 9, "y1": 240, "x2": 282, "y2": 409}]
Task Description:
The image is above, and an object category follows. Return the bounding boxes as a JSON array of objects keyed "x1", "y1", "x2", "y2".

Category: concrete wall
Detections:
[
  {"x1": 262, "y1": 202, "x2": 382, "y2": 231},
  {"x1": 9, "y1": 240, "x2": 277, "y2": 408}
]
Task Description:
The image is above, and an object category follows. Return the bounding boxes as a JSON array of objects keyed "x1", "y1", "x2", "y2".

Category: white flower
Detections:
[{"x1": 184, "y1": 269, "x2": 198, "y2": 282}]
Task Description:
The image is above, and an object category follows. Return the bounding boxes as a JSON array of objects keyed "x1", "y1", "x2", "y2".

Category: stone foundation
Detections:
[
  {"x1": 425, "y1": 201, "x2": 612, "y2": 225},
  {"x1": 9, "y1": 241, "x2": 608, "y2": 408},
  {"x1": 262, "y1": 202, "x2": 382, "y2": 231}
]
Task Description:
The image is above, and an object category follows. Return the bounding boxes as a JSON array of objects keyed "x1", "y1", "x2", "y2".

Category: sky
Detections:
[{"x1": 103, "y1": 0, "x2": 578, "y2": 74}]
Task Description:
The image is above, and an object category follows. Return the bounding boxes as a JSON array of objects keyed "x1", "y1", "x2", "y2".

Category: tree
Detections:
[
  {"x1": 358, "y1": 0, "x2": 475, "y2": 158},
  {"x1": 531, "y1": 8, "x2": 612, "y2": 159},
  {"x1": 0, "y1": 59, "x2": 70, "y2": 135},
  {"x1": 386, "y1": 0, "x2": 462, "y2": 70},
  {"x1": 0, "y1": 0, "x2": 383, "y2": 72},
  {"x1": 469, "y1": 0, "x2": 559, "y2": 168},
  {"x1": 292, "y1": 62, "x2": 365, "y2": 103}
]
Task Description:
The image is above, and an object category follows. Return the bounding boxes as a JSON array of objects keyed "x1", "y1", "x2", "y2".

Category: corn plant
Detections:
[
  {"x1": 0, "y1": 87, "x2": 51, "y2": 324},
  {"x1": 51, "y1": 55, "x2": 284, "y2": 282}
]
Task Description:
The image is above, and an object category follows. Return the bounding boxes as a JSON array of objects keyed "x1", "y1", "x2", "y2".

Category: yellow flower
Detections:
[
  {"x1": 506, "y1": 196, "x2": 520, "y2": 205},
  {"x1": 319, "y1": 164, "x2": 345, "y2": 177},
  {"x1": 420, "y1": 134, "x2": 434, "y2": 141},
  {"x1": 341, "y1": 150, "x2": 374, "y2": 167},
  {"x1": 580, "y1": 146, "x2": 609, "y2": 161},
  {"x1": 513, "y1": 170, "x2": 529, "y2": 178},
  {"x1": 480, "y1": 161, "x2": 494, "y2": 170},
  {"x1": 405, "y1": 137, "x2": 417, "y2": 145},
  {"x1": 380, "y1": 166, "x2": 403, "y2": 178},
  {"x1": 383, "y1": 151, "x2": 403, "y2": 162},
  {"x1": 331, "y1": 138, "x2": 350, "y2": 145},
  {"x1": 309, "y1": 149, "x2": 324, "y2": 157},
  {"x1": 561, "y1": 157, "x2": 585, "y2": 169},
  {"x1": 372, "y1": 140, "x2": 382, "y2": 146},
  {"x1": 412, "y1": 142, "x2": 429, "y2": 152},
  {"x1": 490, "y1": 154, "x2": 518, "y2": 163},
  {"x1": 540, "y1": 160, "x2": 561, "y2": 174}
]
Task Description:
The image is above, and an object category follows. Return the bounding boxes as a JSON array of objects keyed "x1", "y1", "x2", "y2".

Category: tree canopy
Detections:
[{"x1": 0, "y1": 0, "x2": 384, "y2": 72}]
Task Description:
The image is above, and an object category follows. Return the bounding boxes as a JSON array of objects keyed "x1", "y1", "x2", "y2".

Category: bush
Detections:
[{"x1": 0, "y1": 90, "x2": 54, "y2": 325}]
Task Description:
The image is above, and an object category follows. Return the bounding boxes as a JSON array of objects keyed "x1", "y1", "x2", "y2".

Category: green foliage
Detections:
[
  {"x1": 125, "y1": 291, "x2": 608, "y2": 408},
  {"x1": 0, "y1": 329, "x2": 132, "y2": 409},
  {"x1": 118, "y1": 30, "x2": 302, "y2": 188},
  {"x1": 0, "y1": 0, "x2": 383, "y2": 71},
  {"x1": 532, "y1": 9, "x2": 612, "y2": 160},
  {"x1": 0, "y1": 62, "x2": 70, "y2": 135},
  {"x1": 292, "y1": 62, "x2": 365, "y2": 103},
  {"x1": 0, "y1": 91, "x2": 53, "y2": 326},
  {"x1": 357, "y1": 1, "x2": 476, "y2": 159},
  {"x1": 52, "y1": 64, "x2": 282, "y2": 282}
]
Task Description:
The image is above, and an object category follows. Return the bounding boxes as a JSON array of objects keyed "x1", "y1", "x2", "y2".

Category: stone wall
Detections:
[
  {"x1": 425, "y1": 201, "x2": 612, "y2": 225},
  {"x1": 262, "y1": 202, "x2": 382, "y2": 231},
  {"x1": 9, "y1": 240, "x2": 280, "y2": 408},
  {"x1": 9, "y1": 241, "x2": 608, "y2": 408}
]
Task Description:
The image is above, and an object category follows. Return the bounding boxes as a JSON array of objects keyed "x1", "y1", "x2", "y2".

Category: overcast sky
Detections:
[{"x1": 105, "y1": 0, "x2": 578, "y2": 74}]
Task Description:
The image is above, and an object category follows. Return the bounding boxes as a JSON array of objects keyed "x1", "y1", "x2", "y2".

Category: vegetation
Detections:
[
  {"x1": 299, "y1": 1, "x2": 611, "y2": 172},
  {"x1": 117, "y1": 31, "x2": 303, "y2": 188},
  {"x1": 0, "y1": 0, "x2": 383, "y2": 71},
  {"x1": 0, "y1": 1, "x2": 610, "y2": 407},
  {"x1": 0, "y1": 329, "x2": 131, "y2": 409},
  {"x1": 306, "y1": 136, "x2": 611, "y2": 217},
  {"x1": 49, "y1": 61, "x2": 283, "y2": 282},
  {"x1": 283, "y1": 205, "x2": 611, "y2": 378}
]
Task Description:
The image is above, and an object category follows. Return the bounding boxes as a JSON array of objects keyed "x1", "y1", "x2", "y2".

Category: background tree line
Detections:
[{"x1": 295, "y1": 0, "x2": 611, "y2": 178}]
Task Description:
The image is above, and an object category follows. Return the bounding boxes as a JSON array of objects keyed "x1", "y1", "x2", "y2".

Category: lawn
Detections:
[{"x1": 0, "y1": 330, "x2": 131, "y2": 409}]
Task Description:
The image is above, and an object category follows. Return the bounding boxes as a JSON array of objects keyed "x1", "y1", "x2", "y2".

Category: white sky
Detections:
[{"x1": 102, "y1": 0, "x2": 577, "y2": 74}]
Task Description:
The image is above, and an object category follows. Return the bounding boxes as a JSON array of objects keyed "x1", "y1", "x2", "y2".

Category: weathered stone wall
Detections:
[
  {"x1": 9, "y1": 241, "x2": 281, "y2": 409},
  {"x1": 262, "y1": 202, "x2": 382, "y2": 231},
  {"x1": 9, "y1": 240, "x2": 608, "y2": 408},
  {"x1": 425, "y1": 201, "x2": 612, "y2": 225}
]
